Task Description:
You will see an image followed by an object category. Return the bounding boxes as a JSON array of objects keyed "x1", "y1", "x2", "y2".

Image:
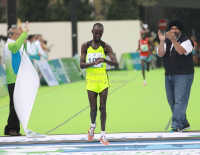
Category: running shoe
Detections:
[
  {"x1": 87, "y1": 123, "x2": 96, "y2": 141},
  {"x1": 142, "y1": 82, "x2": 146, "y2": 86},
  {"x1": 100, "y1": 136, "x2": 110, "y2": 145}
]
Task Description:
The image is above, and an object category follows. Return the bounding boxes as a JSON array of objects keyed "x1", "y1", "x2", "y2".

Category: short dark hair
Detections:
[
  {"x1": 93, "y1": 23, "x2": 104, "y2": 30},
  {"x1": 28, "y1": 35, "x2": 33, "y2": 40},
  {"x1": 43, "y1": 40, "x2": 47, "y2": 44}
]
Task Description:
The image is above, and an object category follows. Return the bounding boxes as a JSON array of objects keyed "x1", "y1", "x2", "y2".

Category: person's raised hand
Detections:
[
  {"x1": 158, "y1": 30, "x2": 165, "y2": 41},
  {"x1": 24, "y1": 21, "x2": 29, "y2": 33}
]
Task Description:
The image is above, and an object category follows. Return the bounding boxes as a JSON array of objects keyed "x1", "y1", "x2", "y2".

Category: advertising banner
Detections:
[
  {"x1": 48, "y1": 59, "x2": 69, "y2": 84},
  {"x1": 73, "y1": 55, "x2": 86, "y2": 80},
  {"x1": 119, "y1": 53, "x2": 134, "y2": 70},
  {"x1": 131, "y1": 52, "x2": 142, "y2": 70},
  {"x1": 0, "y1": 65, "x2": 8, "y2": 98},
  {"x1": 60, "y1": 58, "x2": 82, "y2": 82},
  {"x1": 37, "y1": 61, "x2": 59, "y2": 86},
  {"x1": 119, "y1": 52, "x2": 142, "y2": 70}
]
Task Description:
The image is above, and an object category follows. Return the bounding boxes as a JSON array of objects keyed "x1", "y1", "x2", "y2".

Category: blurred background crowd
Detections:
[{"x1": 0, "y1": 31, "x2": 53, "y2": 66}]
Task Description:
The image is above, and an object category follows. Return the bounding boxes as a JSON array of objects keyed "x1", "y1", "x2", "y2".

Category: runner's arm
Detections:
[
  {"x1": 149, "y1": 39, "x2": 154, "y2": 54},
  {"x1": 80, "y1": 42, "x2": 98, "y2": 69},
  {"x1": 103, "y1": 43, "x2": 118, "y2": 66},
  {"x1": 137, "y1": 40, "x2": 140, "y2": 51}
]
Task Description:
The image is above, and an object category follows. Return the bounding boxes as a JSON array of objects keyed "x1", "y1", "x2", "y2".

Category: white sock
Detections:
[
  {"x1": 143, "y1": 80, "x2": 146, "y2": 83},
  {"x1": 101, "y1": 131, "x2": 105, "y2": 137},
  {"x1": 91, "y1": 123, "x2": 96, "y2": 128}
]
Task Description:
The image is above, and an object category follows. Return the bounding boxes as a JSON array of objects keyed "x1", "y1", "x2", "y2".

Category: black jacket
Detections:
[{"x1": 163, "y1": 35, "x2": 194, "y2": 76}]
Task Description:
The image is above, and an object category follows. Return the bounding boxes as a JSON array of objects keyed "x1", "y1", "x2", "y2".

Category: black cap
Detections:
[{"x1": 168, "y1": 19, "x2": 184, "y2": 31}]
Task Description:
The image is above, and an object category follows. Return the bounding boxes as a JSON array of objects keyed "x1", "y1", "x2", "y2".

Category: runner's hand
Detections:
[
  {"x1": 95, "y1": 58, "x2": 104, "y2": 65},
  {"x1": 97, "y1": 58, "x2": 105, "y2": 63},
  {"x1": 94, "y1": 59, "x2": 99, "y2": 65}
]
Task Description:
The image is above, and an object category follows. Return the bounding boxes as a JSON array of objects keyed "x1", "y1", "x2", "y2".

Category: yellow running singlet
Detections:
[{"x1": 86, "y1": 41, "x2": 111, "y2": 93}]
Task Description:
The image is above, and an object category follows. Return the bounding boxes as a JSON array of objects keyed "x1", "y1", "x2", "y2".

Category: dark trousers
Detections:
[{"x1": 4, "y1": 83, "x2": 20, "y2": 134}]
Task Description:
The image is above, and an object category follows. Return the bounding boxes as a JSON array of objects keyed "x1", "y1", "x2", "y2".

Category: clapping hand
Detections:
[
  {"x1": 166, "y1": 31, "x2": 175, "y2": 41},
  {"x1": 158, "y1": 30, "x2": 165, "y2": 41}
]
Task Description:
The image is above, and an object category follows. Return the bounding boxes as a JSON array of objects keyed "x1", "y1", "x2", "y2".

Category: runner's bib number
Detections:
[
  {"x1": 87, "y1": 53, "x2": 103, "y2": 68},
  {"x1": 141, "y1": 44, "x2": 148, "y2": 52}
]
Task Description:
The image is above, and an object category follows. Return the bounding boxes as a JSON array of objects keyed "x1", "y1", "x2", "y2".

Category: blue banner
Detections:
[
  {"x1": 0, "y1": 65, "x2": 8, "y2": 98},
  {"x1": 48, "y1": 59, "x2": 69, "y2": 84},
  {"x1": 131, "y1": 53, "x2": 142, "y2": 70}
]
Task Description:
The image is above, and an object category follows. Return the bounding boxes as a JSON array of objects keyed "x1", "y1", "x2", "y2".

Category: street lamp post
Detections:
[
  {"x1": 71, "y1": 0, "x2": 78, "y2": 57},
  {"x1": 7, "y1": 0, "x2": 17, "y2": 30}
]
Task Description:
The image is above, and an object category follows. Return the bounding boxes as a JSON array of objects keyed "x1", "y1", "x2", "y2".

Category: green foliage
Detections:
[
  {"x1": 107, "y1": 0, "x2": 139, "y2": 20},
  {"x1": 17, "y1": 0, "x2": 94, "y2": 22},
  {"x1": 45, "y1": 0, "x2": 70, "y2": 21},
  {"x1": 138, "y1": 0, "x2": 157, "y2": 7},
  {"x1": 77, "y1": 0, "x2": 94, "y2": 21},
  {"x1": 18, "y1": 0, "x2": 49, "y2": 22},
  {"x1": 0, "y1": 1, "x2": 6, "y2": 23},
  {"x1": 0, "y1": 5, "x2": 6, "y2": 23}
]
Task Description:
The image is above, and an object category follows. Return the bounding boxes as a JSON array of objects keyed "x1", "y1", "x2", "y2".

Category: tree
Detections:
[
  {"x1": 107, "y1": 0, "x2": 139, "y2": 20},
  {"x1": 93, "y1": 0, "x2": 112, "y2": 20},
  {"x1": 138, "y1": 0, "x2": 157, "y2": 7},
  {"x1": 48, "y1": 0, "x2": 94, "y2": 21},
  {"x1": 18, "y1": 0, "x2": 49, "y2": 22},
  {"x1": 77, "y1": 0, "x2": 94, "y2": 21},
  {"x1": 45, "y1": 0, "x2": 70, "y2": 21},
  {"x1": 0, "y1": 2, "x2": 6, "y2": 23},
  {"x1": 18, "y1": 0, "x2": 94, "y2": 22}
]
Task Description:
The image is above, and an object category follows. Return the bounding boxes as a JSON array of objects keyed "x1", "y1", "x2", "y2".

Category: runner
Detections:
[
  {"x1": 80, "y1": 23, "x2": 118, "y2": 145},
  {"x1": 137, "y1": 31, "x2": 154, "y2": 86}
]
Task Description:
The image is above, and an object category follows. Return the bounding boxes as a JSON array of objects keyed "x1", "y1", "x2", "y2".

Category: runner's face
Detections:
[
  {"x1": 92, "y1": 26, "x2": 103, "y2": 42},
  {"x1": 170, "y1": 26, "x2": 181, "y2": 39},
  {"x1": 141, "y1": 33, "x2": 146, "y2": 39}
]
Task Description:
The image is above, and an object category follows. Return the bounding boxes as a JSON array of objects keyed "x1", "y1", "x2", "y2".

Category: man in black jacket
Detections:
[{"x1": 157, "y1": 19, "x2": 194, "y2": 132}]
